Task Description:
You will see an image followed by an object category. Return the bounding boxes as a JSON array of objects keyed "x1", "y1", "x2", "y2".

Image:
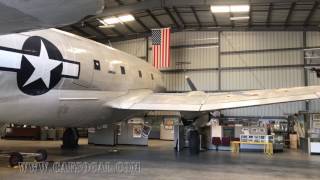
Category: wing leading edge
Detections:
[{"x1": 106, "y1": 86, "x2": 320, "y2": 112}]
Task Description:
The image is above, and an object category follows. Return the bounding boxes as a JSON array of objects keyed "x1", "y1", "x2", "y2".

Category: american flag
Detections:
[{"x1": 152, "y1": 28, "x2": 171, "y2": 69}]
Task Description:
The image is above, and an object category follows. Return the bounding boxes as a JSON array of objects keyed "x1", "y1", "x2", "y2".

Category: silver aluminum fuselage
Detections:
[{"x1": 0, "y1": 29, "x2": 165, "y2": 127}]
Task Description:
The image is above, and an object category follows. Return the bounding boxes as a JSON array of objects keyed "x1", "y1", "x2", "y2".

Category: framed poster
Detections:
[
  {"x1": 133, "y1": 125, "x2": 142, "y2": 138},
  {"x1": 163, "y1": 119, "x2": 174, "y2": 130}
]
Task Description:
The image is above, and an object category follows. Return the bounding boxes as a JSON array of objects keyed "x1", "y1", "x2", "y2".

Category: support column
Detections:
[
  {"x1": 303, "y1": 31, "x2": 310, "y2": 111},
  {"x1": 146, "y1": 37, "x2": 149, "y2": 62},
  {"x1": 218, "y1": 31, "x2": 222, "y2": 91}
]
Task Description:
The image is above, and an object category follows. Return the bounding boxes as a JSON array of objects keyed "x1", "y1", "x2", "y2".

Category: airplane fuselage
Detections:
[{"x1": 0, "y1": 29, "x2": 165, "y2": 127}]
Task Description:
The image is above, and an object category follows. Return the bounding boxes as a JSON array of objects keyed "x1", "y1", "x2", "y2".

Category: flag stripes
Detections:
[{"x1": 152, "y1": 28, "x2": 170, "y2": 69}]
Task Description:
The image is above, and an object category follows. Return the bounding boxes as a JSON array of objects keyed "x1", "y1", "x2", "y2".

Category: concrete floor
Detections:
[{"x1": 0, "y1": 139, "x2": 320, "y2": 180}]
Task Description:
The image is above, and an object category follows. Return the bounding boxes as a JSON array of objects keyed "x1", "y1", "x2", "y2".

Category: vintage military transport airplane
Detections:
[{"x1": 0, "y1": 28, "x2": 320, "y2": 150}]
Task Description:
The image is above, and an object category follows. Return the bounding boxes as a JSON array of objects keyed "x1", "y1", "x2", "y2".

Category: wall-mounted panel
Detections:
[
  {"x1": 171, "y1": 31, "x2": 218, "y2": 46},
  {"x1": 221, "y1": 50, "x2": 303, "y2": 68},
  {"x1": 169, "y1": 46, "x2": 219, "y2": 69},
  {"x1": 221, "y1": 31, "x2": 303, "y2": 52},
  {"x1": 306, "y1": 31, "x2": 320, "y2": 47},
  {"x1": 221, "y1": 68, "x2": 304, "y2": 91},
  {"x1": 308, "y1": 70, "x2": 320, "y2": 86},
  {"x1": 309, "y1": 100, "x2": 320, "y2": 113},
  {"x1": 163, "y1": 71, "x2": 219, "y2": 92},
  {"x1": 112, "y1": 38, "x2": 146, "y2": 58},
  {"x1": 307, "y1": 70, "x2": 320, "y2": 112}
]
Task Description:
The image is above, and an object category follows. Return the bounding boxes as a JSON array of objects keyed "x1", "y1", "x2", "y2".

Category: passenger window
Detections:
[
  {"x1": 120, "y1": 66, "x2": 126, "y2": 75},
  {"x1": 151, "y1": 73, "x2": 154, "y2": 80},
  {"x1": 138, "y1": 70, "x2": 142, "y2": 78},
  {"x1": 93, "y1": 60, "x2": 100, "y2": 70}
]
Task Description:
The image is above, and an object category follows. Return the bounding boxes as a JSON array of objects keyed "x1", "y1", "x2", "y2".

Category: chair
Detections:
[
  {"x1": 222, "y1": 137, "x2": 231, "y2": 146},
  {"x1": 212, "y1": 137, "x2": 221, "y2": 151}
]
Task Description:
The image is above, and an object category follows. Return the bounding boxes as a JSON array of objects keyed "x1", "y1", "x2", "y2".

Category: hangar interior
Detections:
[
  {"x1": 2, "y1": 0, "x2": 320, "y2": 179},
  {"x1": 61, "y1": 0, "x2": 320, "y2": 154},
  {"x1": 2, "y1": 0, "x2": 320, "y2": 152}
]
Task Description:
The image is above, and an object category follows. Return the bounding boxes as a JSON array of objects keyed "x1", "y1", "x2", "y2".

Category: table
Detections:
[{"x1": 231, "y1": 141, "x2": 273, "y2": 156}]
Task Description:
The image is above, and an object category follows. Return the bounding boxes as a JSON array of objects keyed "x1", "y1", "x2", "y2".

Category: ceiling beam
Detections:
[
  {"x1": 111, "y1": 28, "x2": 124, "y2": 37},
  {"x1": 103, "y1": 24, "x2": 320, "y2": 42},
  {"x1": 134, "y1": 16, "x2": 150, "y2": 32},
  {"x1": 85, "y1": 22, "x2": 110, "y2": 39},
  {"x1": 99, "y1": 0, "x2": 305, "y2": 17},
  {"x1": 97, "y1": 4, "x2": 135, "y2": 35},
  {"x1": 209, "y1": 6, "x2": 218, "y2": 27},
  {"x1": 191, "y1": 6, "x2": 202, "y2": 27},
  {"x1": 115, "y1": 0, "x2": 124, "y2": 6},
  {"x1": 211, "y1": 13, "x2": 218, "y2": 26},
  {"x1": 70, "y1": 25, "x2": 92, "y2": 37},
  {"x1": 304, "y1": 1, "x2": 319, "y2": 26},
  {"x1": 266, "y1": 3, "x2": 273, "y2": 26},
  {"x1": 173, "y1": 6, "x2": 186, "y2": 27},
  {"x1": 146, "y1": 9, "x2": 164, "y2": 27},
  {"x1": 248, "y1": 4, "x2": 252, "y2": 27},
  {"x1": 285, "y1": 2, "x2": 296, "y2": 27},
  {"x1": 122, "y1": 22, "x2": 137, "y2": 33},
  {"x1": 230, "y1": 12, "x2": 235, "y2": 27},
  {"x1": 164, "y1": 7, "x2": 180, "y2": 29}
]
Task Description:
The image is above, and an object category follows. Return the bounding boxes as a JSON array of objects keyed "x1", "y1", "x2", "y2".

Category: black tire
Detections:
[
  {"x1": 9, "y1": 152, "x2": 23, "y2": 167},
  {"x1": 189, "y1": 130, "x2": 200, "y2": 155},
  {"x1": 35, "y1": 149, "x2": 47, "y2": 162},
  {"x1": 61, "y1": 128, "x2": 79, "y2": 149}
]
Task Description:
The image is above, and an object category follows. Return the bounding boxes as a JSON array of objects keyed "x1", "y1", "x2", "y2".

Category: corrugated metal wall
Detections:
[
  {"x1": 307, "y1": 31, "x2": 320, "y2": 113},
  {"x1": 112, "y1": 31, "x2": 320, "y2": 117},
  {"x1": 112, "y1": 38, "x2": 147, "y2": 60}
]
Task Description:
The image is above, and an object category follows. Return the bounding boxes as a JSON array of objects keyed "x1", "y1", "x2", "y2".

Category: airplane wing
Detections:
[{"x1": 106, "y1": 86, "x2": 320, "y2": 112}]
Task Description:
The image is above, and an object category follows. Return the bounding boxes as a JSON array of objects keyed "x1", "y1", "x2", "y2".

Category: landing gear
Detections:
[
  {"x1": 0, "y1": 149, "x2": 47, "y2": 167},
  {"x1": 61, "y1": 128, "x2": 79, "y2": 150},
  {"x1": 9, "y1": 152, "x2": 23, "y2": 167},
  {"x1": 34, "y1": 149, "x2": 48, "y2": 162},
  {"x1": 189, "y1": 130, "x2": 200, "y2": 155}
]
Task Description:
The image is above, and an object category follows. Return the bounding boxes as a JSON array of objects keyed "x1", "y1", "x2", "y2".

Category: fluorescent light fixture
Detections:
[
  {"x1": 230, "y1": 5, "x2": 250, "y2": 13},
  {"x1": 211, "y1": 5, "x2": 230, "y2": 13},
  {"x1": 98, "y1": 19, "x2": 115, "y2": 28},
  {"x1": 118, "y1": 14, "x2": 135, "y2": 22},
  {"x1": 211, "y1": 5, "x2": 250, "y2": 13},
  {"x1": 100, "y1": 14, "x2": 135, "y2": 26},
  {"x1": 103, "y1": 17, "x2": 120, "y2": 25},
  {"x1": 98, "y1": 19, "x2": 107, "y2": 25},
  {"x1": 230, "y1": 16, "x2": 250, "y2": 21},
  {"x1": 99, "y1": 25, "x2": 115, "y2": 28}
]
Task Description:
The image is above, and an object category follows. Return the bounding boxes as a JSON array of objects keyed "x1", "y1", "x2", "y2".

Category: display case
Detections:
[
  {"x1": 308, "y1": 114, "x2": 320, "y2": 154},
  {"x1": 310, "y1": 138, "x2": 320, "y2": 154},
  {"x1": 240, "y1": 134, "x2": 273, "y2": 143}
]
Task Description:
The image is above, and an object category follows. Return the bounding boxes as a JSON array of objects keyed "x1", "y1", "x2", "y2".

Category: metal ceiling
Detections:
[{"x1": 59, "y1": 0, "x2": 320, "y2": 43}]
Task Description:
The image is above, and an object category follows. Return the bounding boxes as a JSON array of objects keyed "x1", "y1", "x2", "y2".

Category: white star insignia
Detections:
[{"x1": 23, "y1": 40, "x2": 62, "y2": 88}]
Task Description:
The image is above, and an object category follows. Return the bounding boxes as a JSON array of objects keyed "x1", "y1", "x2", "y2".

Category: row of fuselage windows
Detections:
[{"x1": 93, "y1": 60, "x2": 154, "y2": 80}]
